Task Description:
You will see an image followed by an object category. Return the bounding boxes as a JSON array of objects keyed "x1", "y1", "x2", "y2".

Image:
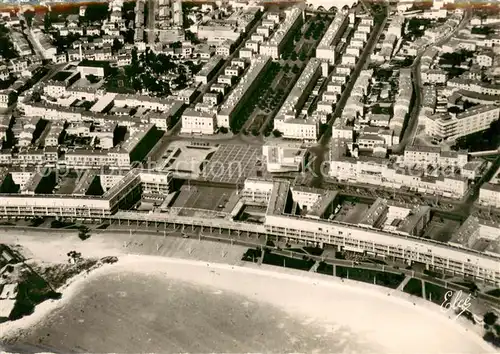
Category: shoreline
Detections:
[
  {"x1": 0, "y1": 230, "x2": 497, "y2": 353},
  {"x1": 1, "y1": 253, "x2": 496, "y2": 353}
]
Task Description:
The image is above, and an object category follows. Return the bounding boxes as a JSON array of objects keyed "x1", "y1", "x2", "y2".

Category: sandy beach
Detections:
[{"x1": 0, "y1": 230, "x2": 496, "y2": 353}]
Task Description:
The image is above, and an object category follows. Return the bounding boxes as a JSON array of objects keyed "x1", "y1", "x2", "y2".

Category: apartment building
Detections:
[
  {"x1": 262, "y1": 144, "x2": 307, "y2": 173},
  {"x1": 194, "y1": 55, "x2": 224, "y2": 85},
  {"x1": 315, "y1": 11, "x2": 348, "y2": 63},
  {"x1": 274, "y1": 58, "x2": 322, "y2": 140},
  {"x1": 342, "y1": 69, "x2": 372, "y2": 122},
  {"x1": 30, "y1": 30, "x2": 57, "y2": 60},
  {"x1": 447, "y1": 78, "x2": 500, "y2": 96},
  {"x1": 0, "y1": 168, "x2": 165, "y2": 218},
  {"x1": 479, "y1": 183, "x2": 500, "y2": 209},
  {"x1": 254, "y1": 180, "x2": 499, "y2": 285},
  {"x1": 421, "y1": 69, "x2": 447, "y2": 84},
  {"x1": 44, "y1": 70, "x2": 81, "y2": 98},
  {"x1": 403, "y1": 145, "x2": 468, "y2": 168},
  {"x1": 259, "y1": 7, "x2": 302, "y2": 59},
  {"x1": 477, "y1": 51, "x2": 494, "y2": 68},
  {"x1": 478, "y1": 166, "x2": 500, "y2": 209},
  {"x1": 216, "y1": 55, "x2": 271, "y2": 128},
  {"x1": 329, "y1": 143, "x2": 468, "y2": 199},
  {"x1": 424, "y1": 105, "x2": 500, "y2": 140},
  {"x1": 391, "y1": 69, "x2": 413, "y2": 130},
  {"x1": 181, "y1": 109, "x2": 217, "y2": 135}
]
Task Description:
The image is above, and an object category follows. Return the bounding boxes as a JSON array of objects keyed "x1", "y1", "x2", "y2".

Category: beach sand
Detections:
[{"x1": 0, "y1": 231, "x2": 496, "y2": 353}]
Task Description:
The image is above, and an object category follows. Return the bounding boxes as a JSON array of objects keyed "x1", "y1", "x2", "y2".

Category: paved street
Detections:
[
  {"x1": 310, "y1": 3, "x2": 389, "y2": 187},
  {"x1": 392, "y1": 9, "x2": 472, "y2": 153},
  {"x1": 147, "y1": 0, "x2": 156, "y2": 45}
]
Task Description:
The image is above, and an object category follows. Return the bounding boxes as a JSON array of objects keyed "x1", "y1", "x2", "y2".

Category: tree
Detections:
[
  {"x1": 292, "y1": 64, "x2": 300, "y2": 74},
  {"x1": 112, "y1": 38, "x2": 123, "y2": 54},
  {"x1": 251, "y1": 128, "x2": 259, "y2": 136},
  {"x1": 131, "y1": 47, "x2": 138, "y2": 65},
  {"x1": 86, "y1": 74, "x2": 100, "y2": 84},
  {"x1": 272, "y1": 129, "x2": 282, "y2": 138},
  {"x1": 32, "y1": 91, "x2": 42, "y2": 102},
  {"x1": 283, "y1": 63, "x2": 290, "y2": 73},
  {"x1": 290, "y1": 51, "x2": 298, "y2": 61},
  {"x1": 299, "y1": 51, "x2": 307, "y2": 61},
  {"x1": 484, "y1": 312, "x2": 498, "y2": 327},
  {"x1": 219, "y1": 127, "x2": 228, "y2": 134},
  {"x1": 44, "y1": 12, "x2": 51, "y2": 32}
]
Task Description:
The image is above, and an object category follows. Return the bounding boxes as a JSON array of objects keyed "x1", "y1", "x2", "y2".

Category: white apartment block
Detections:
[
  {"x1": 281, "y1": 119, "x2": 318, "y2": 141},
  {"x1": 259, "y1": 7, "x2": 302, "y2": 59},
  {"x1": 195, "y1": 55, "x2": 224, "y2": 85},
  {"x1": 403, "y1": 145, "x2": 468, "y2": 168},
  {"x1": 477, "y1": 52, "x2": 494, "y2": 68},
  {"x1": 30, "y1": 30, "x2": 57, "y2": 60},
  {"x1": 424, "y1": 105, "x2": 500, "y2": 141},
  {"x1": 274, "y1": 58, "x2": 322, "y2": 140},
  {"x1": 342, "y1": 69, "x2": 372, "y2": 122},
  {"x1": 341, "y1": 54, "x2": 357, "y2": 66},
  {"x1": 447, "y1": 78, "x2": 500, "y2": 96},
  {"x1": 262, "y1": 145, "x2": 307, "y2": 173},
  {"x1": 387, "y1": 15, "x2": 404, "y2": 38},
  {"x1": 0, "y1": 169, "x2": 169, "y2": 218},
  {"x1": 217, "y1": 55, "x2": 271, "y2": 128},
  {"x1": 64, "y1": 149, "x2": 129, "y2": 169},
  {"x1": 329, "y1": 140, "x2": 468, "y2": 199},
  {"x1": 479, "y1": 183, "x2": 500, "y2": 209},
  {"x1": 255, "y1": 180, "x2": 500, "y2": 285},
  {"x1": 421, "y1": 69, "x2": 447, "y2": 84},
  {"x1": 391, "y1": 69, "x2": 413, "y2": 129},
  {"x1": 181, "y1": 109, "x2": 216, "y2": 135},
  {"x1": 315, "y1": 11, "x2": 348, "y2": 63},
  {"x1": 114, "y1": 94, "x2": 183, "y2": 111},
  {"x1": 478, "y1": 166, "x2": 500, "y2": 209}
]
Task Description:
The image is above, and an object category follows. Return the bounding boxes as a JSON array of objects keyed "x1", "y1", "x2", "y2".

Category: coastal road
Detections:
[
  {"x1": 310, "y1": 3, "x2": 389, "y2": 187},
  {"x1": 392, "y1": 9, "x2": 472, "y2": 153},
  {"x1": 6, "y1": 225, "x2": 499, "y2": 306}
]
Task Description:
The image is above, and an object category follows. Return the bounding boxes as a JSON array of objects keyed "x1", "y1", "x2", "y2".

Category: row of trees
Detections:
[{"x1": 0, "y1": 25, "x2": 18, "y2": 60}]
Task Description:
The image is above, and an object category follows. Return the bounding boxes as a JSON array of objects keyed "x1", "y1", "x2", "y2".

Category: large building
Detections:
[
  {"x1": 391, "y1": 69, "x2": 413, "y2": 131},
  {"x1": 181, "y1": 109, "x2": 217, "y2": 135},
  {"x1": 274, "y1": 58, "x2": 322, "y2": 140},
  {"x1": 0, "y1": 169, "x2": 172, "y2": 218},
  {"x1": 315, "y1": 11, "x2": 348, "y2": 63},
  {"x1": 30, "y1": 29, "x2": 57, "y2": 60},
  {"x1": 478, "y1": 165, "x2": 500, "y2": 209},
  {"x1": 259, "y1": 7, "x2": 303, "y2": 59},
  {"x1": 403, "y1": 145, "x2": 468, "y2": 168},
  {"x1": 329, "y1": 140, "x2": 468, "y2": 199},
  {"x1": 217, "y1": 55, "x2": 271, "y2": 129},
  {"x1": 76, "y1": 60, "x2": 110, "y2": 77},
  {"x1": 196, "y1": 7, "x2": 260, "y2": 45},
  {"x1": 241, "y1": 179, "x2": 500, "y2": 285},
  {"x1": 424, "y1": 104, "x2": 500, "y2": 141},
  {"x1": 262, "y1": 144, "x2": 307, "y2": 173},
  {"x1": 194, "y1": 56, "x2": 224, "y2": 85}
]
